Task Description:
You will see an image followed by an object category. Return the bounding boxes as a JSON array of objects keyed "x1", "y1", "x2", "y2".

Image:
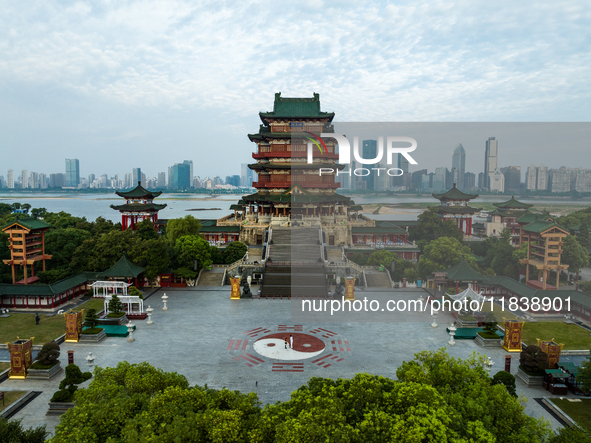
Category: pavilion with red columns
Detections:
[
  {"x1": 432, "y1": 184, "x2": 480, "y2": 236},
  {"x1": 110, "y1": 182, "x2": 167, "y2": 231}
]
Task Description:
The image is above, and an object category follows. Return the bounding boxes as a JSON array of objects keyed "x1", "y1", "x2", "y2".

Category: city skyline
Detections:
[{"x1": 1, "y1": 2, "x2": 590, "y2": 177}]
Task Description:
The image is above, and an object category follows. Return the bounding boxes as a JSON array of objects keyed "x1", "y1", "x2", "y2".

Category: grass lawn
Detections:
[
  {"x1": 550, "y1": 399, "x2": 591, "y2": 432},
  {"x1": 0, "y1": 391, "x2": 28, "y2": 413},
  {"x1": 480, "y1": 301, "x2": 521, "y2": 322},
  {"x1": 520, "y1": 322, "x2": 591, "y2": 350},
  {"x1": 0, "y1": 297, "x2": 107, "y2": 345},
  {"x1": 0, "y1": 362, "x2": 10, "y2": 372}
]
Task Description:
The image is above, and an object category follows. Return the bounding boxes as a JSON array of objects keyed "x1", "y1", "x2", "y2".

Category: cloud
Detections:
[{"x1": 0, "y1": 0, "x2": 590, "y2": 176}]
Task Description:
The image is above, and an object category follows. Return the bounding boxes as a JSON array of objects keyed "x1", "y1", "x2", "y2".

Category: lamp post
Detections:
[
  {"x1": 162, "y1": 293, "x2": 168, "y2": 311},
  {"x1": 146, "y1": 306, "x2": 153, "y2": 325},
  {"x1": 127, "y1": 321, "x2": 135, "y2": 342},
  {"x1": 85, "y1": 352, "x2": 95, "y2": 368},
  {"x1": 431, "y1": 312, "x2": 438, "y2": 328},
  {"x1": 448, "y1": 323, "x2": 457, "y2": 346}
]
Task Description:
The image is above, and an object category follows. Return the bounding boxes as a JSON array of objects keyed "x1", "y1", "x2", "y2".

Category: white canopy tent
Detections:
[
  {"x1": 445, "y1": 283, "x2": 487, "y2": 303},
  {"x1": 89, "y1": 281, "x2": 130, "y2": 298},
  {"x1": 104, "y1": 295, "x2": 144, "y2": 315}
]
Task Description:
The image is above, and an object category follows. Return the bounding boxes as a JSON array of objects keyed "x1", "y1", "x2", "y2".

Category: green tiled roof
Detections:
[
  {"x1": 200, "y1": 219, "x2": 217, "y2": 227},
  {"x1": 0, "y1": 271, "x2": 99, "y2": 297},
  {"x1": 110, "y1": 203, "x2": 167, "y2": 212},
  {"x1": 432, "y1": 184, "x2": 478, "y2": 201},
  {"x1": 229, "y1": 204, "x2": 244, "y2": 210},
  {"x1": 493, "y1": 196, "x2": 533, "y2": 209},
  {"x1": 98, "y1": 254, "x2": 144, "y2": 278},
  {"x1": 436, "y1": 206, "x2": 481, "y2": 214},
  {"x1": 350, "y1": 205, "x2": 363, "y2": 211},
  {"x1": 483, "y1": 275, "x2": 536, "y2": 298},
  {"x1": 2, "y1": 217, "x2": 52, "y2": 231},
  {"x1": 440, "y1": 257, "x2": 484, "y2": 281},
  {"x1": 259, "y1": 93, "x2": 335, "y2": 121},
  {"x1": 521, "y1": 221, "x2": 559, "y2": 234},
  {"x1": 242, "y1": 186, "x2": 351, "y2": 204},
  {"x1": 517, "y1": 212, "x2": 551, "y2": 224},
  {"x1": 116, "y1": 182, "x2": 163, "y2": 199}
]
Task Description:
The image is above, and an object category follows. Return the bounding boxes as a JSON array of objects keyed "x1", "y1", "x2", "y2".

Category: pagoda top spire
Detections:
[
  {"x1": 259, "y1": 92, "x2": 335, "y2": 122},
  {"x1": 432, "y1": 183, "x2": 478, "y2": 201},
  {"x1": 116, "y1": 181, "x2": 163, "y2": 200}
]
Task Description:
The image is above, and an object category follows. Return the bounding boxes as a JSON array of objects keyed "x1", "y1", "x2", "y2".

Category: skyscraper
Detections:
[
  {"x1": 526, "y1": 164, "x2": 538, "y2": 190},
  {"x1": 157, "y1": 172, "x2": 166, "y2": 188},
  {"x1": 501, "y1": 166, "x2": 521, "y2": 193},
  {"x1": 65, "y1": 158, "x2": 80, "y2": 187},
  {"x1": 172, "y1": 163, "x2": 191, "y2": 189},
  {"x1": 7, "y1": 170, "x2": 14, "y2": 189},
  {"x1": 21, "y1": 170, "x2": 28, "y2": 189},
  {"x1": 183, "y1": 160, "x2": 194, "y2": 187},
  {"x1": 484, "y1": 137, "x2": 498, "y2": 189},
  {"x1": 241, "y1": 163, "x2": 254, "y2": 187},
  {"x1": 132, "y1": 168, "x2": 142, "y2": 186},
  {"x1": 452, "y1": 143, "x2": 466, "y2": 190},
  {"x1": 362, "y1": 140, "x2": 377, "y2": 191}
]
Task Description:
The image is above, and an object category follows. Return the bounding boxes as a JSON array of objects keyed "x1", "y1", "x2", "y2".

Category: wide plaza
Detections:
[{"x1": 2, "y1": 286, "x2": 569, "y2": 436}]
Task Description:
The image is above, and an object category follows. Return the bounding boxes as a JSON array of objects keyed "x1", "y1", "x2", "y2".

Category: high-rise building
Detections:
[
  {"x1": 157, "y1": 172, "x2": 166, "y2": 188},
  {"x1": 7, "y1": 170, "x2": 14, "y2": 188},
  {"x1": 21, "y1": 170, "x2": 28, "y2": 189},
  {"x1": 50, "y1": 173, "x2": 66, "y2": 188},
  {"x1": 183, "y1": 160, "x2": 194, "y2": 187},
  {"x1": 484, "y1": 137, "x2": 498, "y2": 189},
  {"x1": 398, "y1": 153, "x2": 410, "y2": 174},
  {"x1": 464, "y1": 172, "x2": 476, "y2": 191},
  {"x1": 172, "y1": 163, "x2": 191, "y2": 189},
  {"x1": 489, "y1": 169, "x2": 505, "y2": 193},
  {"x1": 411, "y1": 169, "x2": 427, "y2": 190},
  {"x1": 526, "y1": 164, "x2": 538, "y2": 190},
  {"x1": 167, "y1": 166, "x2": 174, "y2": 188},
  {"x1": 65, "y1": 159, "x2": 80, "y2": 187},
  {"x1": 501, "y1": 166, "x2": 521, "y2": 193},
  {"x1": 29, "y1": 172, "x2": 39, "y2": 189},
  {"x1": 132, "y1": 168, "x2": 142, "y2": 186},
  {"x1": 361, "y1": 140, "x2": 377, "y2": 190},
  {"x1": 39, "y1": 173, "x2": 47, "y2": 189},
  {"x1": 141, "y1": 172, "x2": 146, "y2": 187},
  {"x1": 88, "y1": 174, "x2": 96, "y2": 185},
  {"x1": 477, "y1": 172, "x2": 485, "y2": 189},
  {"x1": 575, "y1": 169, "x2": 591, "y2": 193},
  {"x1": 452, "y1": 143, "x2": 466, "y2": 190},
  {"x1": 433, "y1": 167, "x2": 448, "y2": 192},
  {"x1": 549, "y1": 167, "x2": 574, "y2": 193},
  {"x1": 537, "y1": 165, "x2": 548, "y2": 191},
  {"x1": 241, "y1": 163, "x2": 254, "y2": 188}
]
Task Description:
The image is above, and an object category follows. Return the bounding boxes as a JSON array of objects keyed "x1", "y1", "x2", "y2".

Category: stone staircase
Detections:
[
  {"x1": 197, "y1": 268, "x2": 225, "y2": 286},
  {"x1": 261, "y1": 227, "x2": 327, "y2": 298},
  {"x1": 365, "y1": 271, "x2": 392, "y2": 288}
]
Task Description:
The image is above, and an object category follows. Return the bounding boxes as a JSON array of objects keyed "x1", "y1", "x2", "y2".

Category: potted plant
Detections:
[
  {"x1": 80, "y1": 309, "x2": 106, "y2": 342},
  {"x1": 475, "y1": 313, "x2": 502, "y2": 347},
  {"x1": 47, "y1": 364, "x2": 92, "y2": 415},
  {"x1": 28, "y1": 342, "x2": 63, "y2": 380},
  {"x1": 515, "y1": 345, "x2": 549, "y2": 386},
  {"x1": 107, "y1": 294, "x2": 125, "y2": 318}
]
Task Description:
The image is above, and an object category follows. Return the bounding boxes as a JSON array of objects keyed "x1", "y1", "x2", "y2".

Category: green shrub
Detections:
[
  {"x1": 51, "y1": 364, "x2": 92, "y2": 403},
  {"x1": 107, "y1": 312, "x2": 125, "y2": 318},
  {"x1": 0, "y1": 417, "x2": 47, "y2": 442},
  {"x1": 492, "y1": 371, "x2": 517, "y2": 397},
  {"x1": 477, "y1": 331, "x2": 500, "y2": 339},
  {"x1": 108, "y1": 294, "x2": 124, "y2": 314},
  {"x1": 83, "y1": 308, "x2": 100, "y2": 329},
  {"x1": 34, "y1": 342, "x2": 60, "y2": 367},
  {"x1": 80, "y1": 327, "x2": 104, "y2": 334}
]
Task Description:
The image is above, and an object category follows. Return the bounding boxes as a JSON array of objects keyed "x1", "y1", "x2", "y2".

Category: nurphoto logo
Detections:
[{"x1": 306, "y1": 134, "x2": 418, "y2": 177}]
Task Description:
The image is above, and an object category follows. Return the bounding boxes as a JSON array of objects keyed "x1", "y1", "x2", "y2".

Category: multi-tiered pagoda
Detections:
[
  {"x1": 238, "y1": 92, "x2": 353, "y2": 244},
  {"x1": 111, "y1": 182, "x2": 167, "y2": 230},
  {"x1": 432, "y1": 184, "x2": 481, "y2": 236}
]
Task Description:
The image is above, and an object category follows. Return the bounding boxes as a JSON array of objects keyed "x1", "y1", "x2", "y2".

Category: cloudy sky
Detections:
[{"x1": 1, "y1": 0, "x2": 590, "y2": 180}]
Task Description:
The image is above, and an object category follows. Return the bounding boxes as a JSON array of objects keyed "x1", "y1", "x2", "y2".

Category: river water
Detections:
[{"x1": 0, "y1": 192, "x2": 588, "y2": 223}]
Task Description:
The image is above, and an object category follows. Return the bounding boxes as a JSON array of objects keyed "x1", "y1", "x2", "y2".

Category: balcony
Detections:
[
  {"x1": 253, "y1": 181, "x2": 340, "y2": 189},
  {"x1": 253, "y1": 151, "x2": 338, "y2": 160}
]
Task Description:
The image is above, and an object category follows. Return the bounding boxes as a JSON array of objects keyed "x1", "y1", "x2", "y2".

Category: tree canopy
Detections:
[
  {"x1": 166, "y1": 215, "x2": 202, "y2": 245},
  {"x1": 410, "y1": 207, "x2": 464, "y2": 243},
  {"x1": 417, "y1": 237, "x2": 475, "y2": 278},
  {"x1": 52, "y1": 351, "x2": 558, "y2": 443}
]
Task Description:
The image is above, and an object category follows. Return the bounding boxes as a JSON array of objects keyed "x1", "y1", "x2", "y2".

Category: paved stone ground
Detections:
[{"x1": 1, "y1": 287, "x2": 569, "y2": 438}]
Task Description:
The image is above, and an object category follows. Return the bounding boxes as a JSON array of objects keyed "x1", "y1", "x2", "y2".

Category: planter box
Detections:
[
  {"x1": 27, "y1": 362, "x2": 63, "y2": 380},
  {"x1": 47, "y1": 401, "x2": 75, "y2": 416},
  {"x1": 475, "y1": 334, "x2": 503, "y2": 348},
  {"x1": 456, "y1": 318, "x2": 480, "y2": 328},
  {"x1": 79, "y1": 329, "x2": 107, "y2": 343},
  {"x1": 515, "y1": 367, "x2": 545, "y2": 387},
  {"x1": 98, "y1": 314, "x2": 128, "y2": 326}
]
